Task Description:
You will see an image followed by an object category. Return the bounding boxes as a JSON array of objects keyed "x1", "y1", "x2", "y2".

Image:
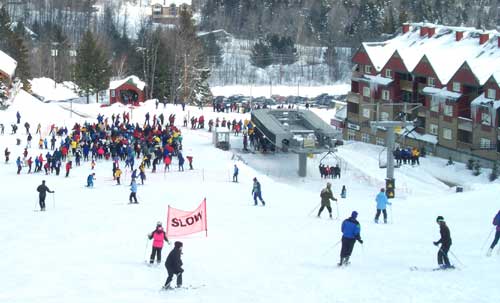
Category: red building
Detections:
[
  {"x1": 109, "y1": 76, "x2": 146, "y2": 105},
  {"x1": 346, "y1": 23, "x2": 500, "y2": 164}
]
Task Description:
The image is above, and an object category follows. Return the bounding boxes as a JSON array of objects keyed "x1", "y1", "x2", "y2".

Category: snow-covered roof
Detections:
[
  {"x1": 356, "y1": 74, "x2": 393, "y2": 86},
  {"x1": 335, "y1": 105, "x2": 347, "y2": 120},
  {"x1": 109, "y1": 76, "x2": 146, "y2": 91},
  {"x1": 0, "y1": 49, "x2": 17, "y2": 78},
  {"x1": 362, "y1": 23, "x2": 500, "y2": 85},
  {"x1": 422, "y1": 87, "x2": 462, "y2": 100},
  {"x1": 471, "y1": 93, "x2": 500, "y2": 109}
]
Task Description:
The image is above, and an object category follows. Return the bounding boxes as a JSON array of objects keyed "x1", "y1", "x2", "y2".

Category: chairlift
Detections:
[
  {"x1": 319, "y1": 148, "x2": 340, "y2": 167},
  {"x1": 378, "y1": 147, "x2": 400, "y2": 169}
]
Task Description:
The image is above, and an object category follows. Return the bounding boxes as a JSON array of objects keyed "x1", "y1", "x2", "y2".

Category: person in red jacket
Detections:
[
  {"x1": 186, "y1": 156, "x2": 193, "y2": 170},
  {"x1": 65, "y1": 161, "x2": 72, "y2": 177},
  {"x1": 148, "y1": 222, "x2": 170, "y2": 264}
]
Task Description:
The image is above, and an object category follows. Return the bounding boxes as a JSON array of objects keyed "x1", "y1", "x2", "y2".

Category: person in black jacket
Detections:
[
  {"x1": 433, "y1": 216, "x2": 453, "y2": 269},
  {"x1": 36, "y1": 180, "x2": 54, "y2": 211},
  {"x1": 163, "y1": 241, "x2": 184, "y2": 289}
]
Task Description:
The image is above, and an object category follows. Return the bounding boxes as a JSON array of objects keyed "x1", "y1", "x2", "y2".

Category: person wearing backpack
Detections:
[{"x1": 487, "y1": 210, "x2": 500, "y2": 256}]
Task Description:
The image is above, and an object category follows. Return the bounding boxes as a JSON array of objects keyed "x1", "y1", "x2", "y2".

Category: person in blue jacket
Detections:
[
  {"x1": 233, "y1": 164, "x2": 239, "y2": 182},
  {"x1": 374, "y1": 188, "x2": 391, "y2": 224},
  {"x1": 177, "y1": 152, "x2": 185, "y2": 172},
  {"x1": 129, "y1": 179, "x2": 138, "y2": 204},
  {"x1": 252, "y1": 177, "x2": 265, "y2": 206},
  {"x1": 87, "y1": 173, "x2": 95, "y2": 188},
  {"x1": 487, "y1": 210, "x2": 500, "y2": 256},
  {"x1": 16, "y1": 156, "x2": 22, "y2": 174},
  {"x1": 338, "y1": 211, "x2": 363, "y2": 266}
]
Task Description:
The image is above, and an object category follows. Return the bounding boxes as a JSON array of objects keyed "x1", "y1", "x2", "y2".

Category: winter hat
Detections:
[
  {"x1": 436, "y1": 216, "x2": 445, "y2": 223},
  {"x1": 156, "y1": 221, "x2": 162, "y2": 226},
  {"x1": 327, "y1": 182, "x2": 332, "y2": 187},
  {"x1": 380, "y1": 188, "x2": 385, "y2": 192},
  {"x1": 253, "y1": 177, "x2": 257, "y2": 181},
  {"x1": 351, "y1": 211, "x2": 358, "y2": 219},
  {"x1": 174, "y1": 241, "x2": 183, "y2": 249}
]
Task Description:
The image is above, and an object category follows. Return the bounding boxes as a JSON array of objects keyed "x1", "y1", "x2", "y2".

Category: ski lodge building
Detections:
[
  {"x1": 151, "y1": 0, "x2": 192, "y2": 24},
  {"x1": 346, "y1": 23, "x2": 500, "y2": 165},
  {"x1": 0, "y1": 49, "x2": 17, "y2": 91}
]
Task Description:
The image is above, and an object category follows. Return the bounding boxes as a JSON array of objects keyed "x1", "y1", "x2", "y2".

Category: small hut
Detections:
[{"x1": 109, "y1": 76, "x2": 146, "y2": 105}]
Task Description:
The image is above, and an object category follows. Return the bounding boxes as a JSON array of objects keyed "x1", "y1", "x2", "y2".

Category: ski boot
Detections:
[
  {"x1": 486, "y1": 248, "x2": 493, "y2": 257},
  {"x1": 162, "y1": 283, "x2": 173, "y2": 290},
  {"x1": 329, "y1": 213, "x2": 333, "y2": 219},
  {"x1": 374, "y1": 219, "x2": 378, "y2": 224}
]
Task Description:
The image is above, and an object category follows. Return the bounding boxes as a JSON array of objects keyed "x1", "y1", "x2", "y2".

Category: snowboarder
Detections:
[
  {"x1": 374, "y1": 188, "x2": 391, "y2": 224},
  {"x1": 252, "y1": 177, "x2": 265, "y2": 206},
  {"x1": 148, "y1": 222, "x2": 170, "y2": 264},
  {"x1": 129, "y1": 179, "x2": 138, "y2": 204},
  {"x1": 318, "y1": 182, "x2": 338, "y2": 219},
  {"x1": 338, "y1": 211, "x2": 363, "y2": 266},
  {"x1": 433, "y1": 216, "x2": 453, "y2": 269},
  {"x1": 233, "y1": 164, "x2": 239, "y2": 182},
  {"x1": 487, "y1": 210, "x2": 500, "y2": 256},
  {"x1": 86, "y1": 173, "x2": 95, "y2": 187},
  {"x1": 36, "y1": 180, "x2": 54, "y2": 211},
  {"x1": 163, "y1": 241, "x2": 184, "y2": 289}
]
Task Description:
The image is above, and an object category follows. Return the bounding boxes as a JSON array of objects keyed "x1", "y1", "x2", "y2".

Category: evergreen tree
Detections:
[
  {"x1": 201, "y1": 33, "x2": 223, "y2": 66},
  {"x1": 489, "y1": 161, "x2": 498, "y2": 181},
  {"x1": 250, "y1": 39, "x2": 272, "y2": 68},
  {"x1": 10, "y1": 34, "x2": 31, "y2": 92},
  {"x1": 74, "y1": 30, "x2": 111, "y2": 104},
  {"x1": 466, "y1": 158, "x2": 474, "y2": 170},
  {"x1": 473, "y1": 161, "x2": 481, "y2": 176}
]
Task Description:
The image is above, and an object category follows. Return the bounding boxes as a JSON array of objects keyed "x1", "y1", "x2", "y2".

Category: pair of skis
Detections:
[{"x1": 409, "y1": 265, "x2": 457, "y2": 272}]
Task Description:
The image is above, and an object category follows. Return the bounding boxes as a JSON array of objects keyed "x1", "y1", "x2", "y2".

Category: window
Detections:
[
  {"x1": 380, "y1": 112, "x2": 389, "y2": 121},
  {"x1": 443, "y1": 104, "x2": 453, "y2": 117},
  {"x1": 385, "y1": 69, "x2": 392, "y2": 78},
  {"x1": 480, "y1": 138, "x2": 491, "y2": 149},
  {"x1": 442, "y1": 128, "x2": 452, "y2": 140},
  {"x1": 363, "y1": 86, "x2": 371, "y2": 97},
  {"x1": 364, "y1": 65, "x2": 372, "y2": 74},
  {"x1": 111, "y1": 90, "x2": 115, "y2": 98},
  {"x1": 347, "y1": 129, "x2": 357, "y2": 140},
  {"x1": 488, "y1": 88, "x2": 496, "y2": 100},
  {"x1": 362, "y1": 108, "x2": 371, "y2": 118},
  {"x1": 428, "y1": 77, "x2": 435, "y2": 87},
  {"x1": 452, "y1": 82, "x2": 461, "y2": 92},
  {"x1": 347, "y1": 102, "x2": 359, "y2": 114},
  {"x1": 457, "y1": 130, "x2": 472, "y2": 143},
  {"x1": 481, "y1": 111, "x2": 491, "y2": 125},
  {"x1": 429, "y1": 123, "x2": 438, "y2": 135},
  {"x1": 361, "y1": 133, "x2": 370, "y2": 143},
  {"x1": 430, "y1": 97, "x2": 439, "y2": 112},
  {"x1": 376, "y1": 137, "x2": 385, "y2": 146},
  {"x1": 382, "y1": 90, "x2": 390, "y2": 101}
]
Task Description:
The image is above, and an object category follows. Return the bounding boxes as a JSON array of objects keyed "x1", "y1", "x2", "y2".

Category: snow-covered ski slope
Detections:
[{"x1": 0, "y1": 91, "x2": 499, "y2": 303}]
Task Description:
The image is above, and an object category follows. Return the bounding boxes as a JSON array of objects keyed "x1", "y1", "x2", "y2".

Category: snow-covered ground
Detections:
[
  {"x1": 0, "y1": 90, "x2": 499, "y2": 303},
  {"x1": 211, "y1": 84, "x2": 350, "y2": 98}
]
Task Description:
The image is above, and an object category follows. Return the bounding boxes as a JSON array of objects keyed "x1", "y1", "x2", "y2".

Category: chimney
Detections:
[
  {"x1": 402, "y1": 23, "x2": 410, "y2": 34},
  {"x1": 428, "y1": 27, "x2": 435, "y2": 37},
  {"x1": 456, "y1": 31, "x2": 464, "y2": 41},
  {"x1": 479, "y1": 32, "x2": 489, "y2": 45},
  {"x1": 420, "y1": 26, "x2": 429, "y2": 37}
]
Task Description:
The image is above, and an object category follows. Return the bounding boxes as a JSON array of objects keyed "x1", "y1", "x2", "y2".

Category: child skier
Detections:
[
  {"x1": 487, "y1": 210, "x2": 500, "y2": 256},
  {"x1": 148, "y1": 222, "x2": 170, "y2": 264},
  {"x1": 163, "y1": 241, "x2": 184, "y2": 289},
  {"x1": 87, "y1": 173, "x2": 95, "y2": 187},
  {"x1": 338, "y1": 211, "x2": 363, "y2": 266},
  {"x1": 433, "y1": 216, "x2": 453, "y2": 269}
]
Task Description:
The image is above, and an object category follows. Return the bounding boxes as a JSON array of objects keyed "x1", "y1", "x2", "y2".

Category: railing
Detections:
[
  {"x1": 347, "y1": 92, "x2": 360, "y2": 104},
  {"x1": 458, "y1": 117, "x2": 472, "y2": 131}
]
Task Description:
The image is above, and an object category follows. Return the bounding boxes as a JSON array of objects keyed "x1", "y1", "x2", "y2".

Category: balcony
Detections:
[
  {"x1": 400, "y1": 80, "x2": 413, "y2": 92},
  {"x1": 347, "y1": 92, "x2": 360, "y2": 104},
  {"x1": 417, "y1": 83, "x2": 427, "y2": 94},
  {"x1": 458, "y1": 117, "x2": 472, "y2": 132}
]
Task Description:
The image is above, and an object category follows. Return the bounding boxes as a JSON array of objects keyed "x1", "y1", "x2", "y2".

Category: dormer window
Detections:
[
  {"x1": 385, "y1": 69, "x2": 392, "y2": 78},
  {"x1": 452, "y1": 82, "x2": 460, "y2": 93},
  {"x1": 364, "y1": 65, "x2": 372, "y2": 74},
  {"x1": 488, "y1": 88, "x2": 496, "y2": 99},
  {"x1": 427, "y1": 77, "x2": 435, "y2": 87}
]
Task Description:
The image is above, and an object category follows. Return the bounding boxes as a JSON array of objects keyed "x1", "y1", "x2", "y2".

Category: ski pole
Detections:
[
  {"x1": 390, "y1": 204, "x2": 394, "y2": 224},
  {"x1": 322, "y1": 239, "x2": 341, "y2": 256},
  {"x1": 480, "y1": 227, "x2": 495, "y2": 252},
  {"x1": 335, "y1": 201, "x2": 339, "y2": 220},
  {"x1": 144, "y1": 238, "x2": 150, "y2": 261},
  {"x1": 448, "y1": 249, "x2": 465, "y2": 267},
  {"x1": 308, "y1": 203, "x2": 320, "y2": 217},
  {"x1": 52, "y1": 193, "x2": 55, "y2": 209}
]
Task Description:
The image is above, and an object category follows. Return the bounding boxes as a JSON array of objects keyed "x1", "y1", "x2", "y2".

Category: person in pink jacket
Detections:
[{"x1": 148, "y1": 222, "x2": 170, "y2": 264}]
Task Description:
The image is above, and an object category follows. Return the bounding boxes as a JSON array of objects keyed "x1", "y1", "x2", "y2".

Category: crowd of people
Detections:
[{"x1": 393, "y1": 146, "x2": 421, "y2": 166}]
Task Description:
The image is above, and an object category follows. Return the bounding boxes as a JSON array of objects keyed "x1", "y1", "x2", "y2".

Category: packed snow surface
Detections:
[{"x1": 0, "y1": 90, "x2": 499, "y2": 303}]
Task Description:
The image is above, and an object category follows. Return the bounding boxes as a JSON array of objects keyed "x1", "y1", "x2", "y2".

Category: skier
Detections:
[
  {"x1": 487, "y1": 210, "x2": 500, "y2": 256},
  {"x1": 233, "y1": 164, "x2": 239, "y2": 182},
  {"x1": 16, "y1": 111, "x2": 20, "y2": 124},
  {"x1": 4, "y1": 147, "x2": 10, "y2": 163},
  {"x1": 87, "y1": 173, "x2": 95, "y2": 187},
  {"x1": 186, "y1": 156, "x2": 193, "y2": 170},
  {"x1": 36, "y1": 180, "x2": 54, "y2": 211},
  {"x1": 374, "y1": 188, "x2": 391, "y2": 224},
  {"x1": 318, "y1": 182, "x2": 337, "y2": 219},
  {"x1": 65, "y1": 161, "x2": 72, "y2": 177},
  {"x1": 252, "y1": 177, "x2": 265, "y2": 206},
  {"x1": 148, "y1": 222, "x2": 170, "y2": 264},
  {"x1": 338, "y1": 211, "x2": 363, "y2": 266},
  {"x1": 341, "y1": 185, "x2": 347, "y2": 199},
  {"x1": 433, "y1": 216, "x2": 453, "y2": 269},
  {"x1": 114, "y1": 167, "x2": 122, "y2": 185},
  {"x1": 129, "y1": 179, "x2": 138, "y2": 204},
  {"x1": 16, "y1": 156, "x2": 22, "y2": 174},
  {"x1": 177, "y1": 152, "x2": 184, "y2": 171},
  {"x1": 163, "y1": 241, "x2": 184, "y2": 289}
]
